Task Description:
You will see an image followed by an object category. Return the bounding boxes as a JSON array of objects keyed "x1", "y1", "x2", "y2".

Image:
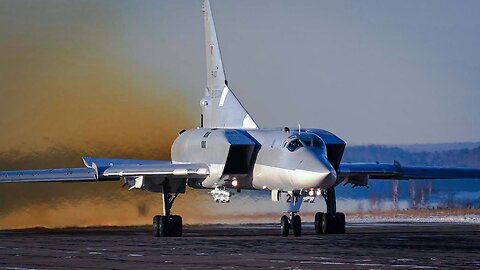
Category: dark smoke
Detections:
[{"x1": 0, "y1": 1, "x2": 210, "y2": 229}]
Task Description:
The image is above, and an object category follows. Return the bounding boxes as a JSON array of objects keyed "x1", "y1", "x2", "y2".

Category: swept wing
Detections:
[
  {"x1": 339, "y1": 161, "x2": 480, "y2": 187},
  {"x1": 0, "y1": 157, "x2": 209, "y2": 184}
]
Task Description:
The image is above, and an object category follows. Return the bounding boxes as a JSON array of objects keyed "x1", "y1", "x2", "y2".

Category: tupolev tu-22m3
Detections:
[{"x1": 1, "y1": 0, "x2": 480, "y2": 237}]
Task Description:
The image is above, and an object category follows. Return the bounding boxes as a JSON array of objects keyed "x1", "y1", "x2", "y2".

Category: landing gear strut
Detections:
[
  {"x1": 314, "y1": 187, "x2": 346, "y2": 234},
  {"x1": 153, "y1": 185, "x2": 183, "y2": 237}
]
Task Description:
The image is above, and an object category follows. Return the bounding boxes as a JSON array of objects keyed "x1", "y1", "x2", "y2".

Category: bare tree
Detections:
[{"x1": 392, "y1": 180, "x2": 399, "y2": 211}]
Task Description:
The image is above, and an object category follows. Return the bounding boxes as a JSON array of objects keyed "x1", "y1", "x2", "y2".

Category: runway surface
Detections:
[{"x1": 0, "y1": 222, "x2": 479, "y2": 269}]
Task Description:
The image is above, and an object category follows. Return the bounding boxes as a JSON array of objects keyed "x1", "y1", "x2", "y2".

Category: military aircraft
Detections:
[{"x1": 1, "y1": 0, "x2": 480, "y2": 237}]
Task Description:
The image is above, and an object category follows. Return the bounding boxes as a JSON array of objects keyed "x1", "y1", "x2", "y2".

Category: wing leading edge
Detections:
[{"x1": 339, "y1": 161, "x2": 480, "y2": 187}]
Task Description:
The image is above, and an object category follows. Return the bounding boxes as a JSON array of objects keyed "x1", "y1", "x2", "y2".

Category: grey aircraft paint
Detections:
[{"x1": 172, "y1": 128, "x2": 338, "y2": 191}]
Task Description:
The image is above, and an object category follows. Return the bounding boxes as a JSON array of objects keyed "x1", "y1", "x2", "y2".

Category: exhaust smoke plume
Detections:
[{"x1": 0, "y1": 1, "x2": 210, "y2": 229}]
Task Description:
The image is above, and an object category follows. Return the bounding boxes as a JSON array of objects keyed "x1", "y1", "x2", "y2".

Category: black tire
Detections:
[
  {"x1": 334, "y1": 212, "x2": 346, "y2": 234},
  {"x1": 280, "y1": 215, "x2": 289, "y2": 237},
  {"x1": 321, "y1": 213, "x2": 335, "y2": 234},
  {"x1": 158, "y1": 215, "x2": 168, "y2": 237},
  {"x1": 314, "y1": 212, "x2": 323, "y2": 234},
  {"x1": 169, "y1": 215, "x2": 183, "y2": 237},
  {"x1": 292, "y1": 215, "x2": 302, "y2": 237},
  {"x1": 153, "y1": 215, "x2": 165, "y2": 237}
]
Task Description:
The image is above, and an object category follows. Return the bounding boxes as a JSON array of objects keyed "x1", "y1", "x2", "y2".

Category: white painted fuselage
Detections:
[{"x1": 171, "y1": 128, "x2": 337, "y2": 192}]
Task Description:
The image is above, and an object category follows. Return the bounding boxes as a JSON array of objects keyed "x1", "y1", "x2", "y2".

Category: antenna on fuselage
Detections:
[{"x1": 298, "y1": 124, "x2": 301, "y2": 133}]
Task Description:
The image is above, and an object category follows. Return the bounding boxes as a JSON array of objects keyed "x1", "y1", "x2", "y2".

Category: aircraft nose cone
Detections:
[{"x1": 295, "y1": 157, "x2": 337, "y2": 189}]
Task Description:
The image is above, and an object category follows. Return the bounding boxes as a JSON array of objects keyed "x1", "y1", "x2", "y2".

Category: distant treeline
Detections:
[{"x1": 342, "y1": 145, "x2": 480, "y2": 168}]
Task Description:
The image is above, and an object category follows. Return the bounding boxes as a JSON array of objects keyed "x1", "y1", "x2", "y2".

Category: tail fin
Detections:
[{"x1": 200, "y1": 0, "x2": 258, "y2": 129}]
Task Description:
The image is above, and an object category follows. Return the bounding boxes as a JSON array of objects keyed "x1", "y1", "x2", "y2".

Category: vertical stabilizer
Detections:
[{"x1": 201, "y1": 0, "x2": 258, "y2": 129}]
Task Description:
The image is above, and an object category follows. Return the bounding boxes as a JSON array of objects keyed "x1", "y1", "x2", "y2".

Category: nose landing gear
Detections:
[
  {"x1": 280, "y1": 213, "x2": 302, "y2": 237},
  {"x1": 280, "y1": 192, "x2": 303, "y2": 237}
]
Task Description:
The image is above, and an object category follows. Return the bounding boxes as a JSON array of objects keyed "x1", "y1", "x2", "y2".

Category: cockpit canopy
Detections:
[{"x1": 284, "y1": 133, "x2": 327, "y2": 154}]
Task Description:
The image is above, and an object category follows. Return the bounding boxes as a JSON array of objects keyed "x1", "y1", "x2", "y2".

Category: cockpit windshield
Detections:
[
  {"x1": 284, "y1": 133, "x2": 326, "y2": 154},
  {"x1": 286, "y1": 139, "x2": 303, "y2": 152},
  {"x1": 298, "y1": 133, "x2": 324, "y2": 148}
]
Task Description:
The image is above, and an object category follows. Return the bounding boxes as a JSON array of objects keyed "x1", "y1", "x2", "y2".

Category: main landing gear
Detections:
[
  {"x1": 153, "y1": 186, "x2": 183, "y2": 237},
  {"x1": 314, "y1": 187, "x2": 345, "y2": 234},
  {"x1": 314, "y1": 212, "x2": 345, "y2": 234},
  {"x1": 279, "y1": 187, "x2": 346, "y2": 236}
]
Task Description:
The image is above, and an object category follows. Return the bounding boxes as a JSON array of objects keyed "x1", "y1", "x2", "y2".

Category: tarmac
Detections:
[{"x1": 0, "y1": 222, "x2": 479, "y2": 269}]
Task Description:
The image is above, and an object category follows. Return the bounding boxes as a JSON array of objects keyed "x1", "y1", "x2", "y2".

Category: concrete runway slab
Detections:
[{"x1": 0, "y1": 222, "x2": 479, "y2": 269}]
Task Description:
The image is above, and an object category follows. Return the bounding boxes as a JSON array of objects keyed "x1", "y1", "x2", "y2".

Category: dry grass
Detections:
[{"x1": 346, "y1": 208, "x2": 480, "y2": 219}]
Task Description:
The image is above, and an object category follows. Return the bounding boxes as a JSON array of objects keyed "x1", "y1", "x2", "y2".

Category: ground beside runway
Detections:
[{"x1": 0, "y1": 222, "x2": 479, "y2": 269}]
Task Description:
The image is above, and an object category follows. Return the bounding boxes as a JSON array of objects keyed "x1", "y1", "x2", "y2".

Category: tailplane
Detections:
[{"x1": 200, "y1": 0, "x2": 258, "y2": 129}]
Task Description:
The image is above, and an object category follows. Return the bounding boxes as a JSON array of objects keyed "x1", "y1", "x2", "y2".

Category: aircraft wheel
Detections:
[
  {"x1": 158, "y1": 216, "x2": 168, "y2": 237},
  {"x1": 280, "y1": 215, "x2": 289, "y2": 237},
  {"x1": 153, "y1": 215, "x2": 160, "y2": 237},
  {"x1": 334, "y1": 212, "x2": 346, "y2": 234},
  {"x1": 292, "y1": 215, "x2": 302, "y2": 237},
  {"x1": 314, "y1": 212, "x2": 324, "y2": 234},
  {"x1": 169, "y1": 215, "x2": 183, "y2": 237},
  {"x1": 321, "y1": 213, "x2": 335, "y2": 234},
  {"x1": 153, "y1": 215, "x2": 167, "y2": 237}
]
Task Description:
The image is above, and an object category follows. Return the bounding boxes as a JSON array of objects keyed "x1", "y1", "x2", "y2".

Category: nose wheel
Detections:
[
  {"x1": 280, "y1": 213, "x2": 302, "y2": 237},
  {"x1": 280, "y1": 215, "x2": 289, "y2": 237}
]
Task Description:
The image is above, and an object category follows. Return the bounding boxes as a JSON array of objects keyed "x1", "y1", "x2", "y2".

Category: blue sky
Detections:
[
  {"x1": 118, "y1": 0, "x2": 480, "y2": 144},
  {"x1": 1, "y1": 0, "x2": 479, "y2": 146}
]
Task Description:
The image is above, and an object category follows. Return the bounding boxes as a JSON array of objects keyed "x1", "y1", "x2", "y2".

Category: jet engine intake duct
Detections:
[
  {"x1": 222, "y1": 130, "x2": 257, "y2": 175},
  {"x1": 305, "y1": 129, "x2": 346, "y2": 171},
  {"x1": 223, "y1": 144, "x2": 255, "y2": 174}
]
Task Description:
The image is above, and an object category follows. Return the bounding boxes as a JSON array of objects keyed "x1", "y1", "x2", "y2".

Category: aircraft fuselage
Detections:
[{"x1": 171, "y1": 128, "x2": 339, "y2": 192}]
